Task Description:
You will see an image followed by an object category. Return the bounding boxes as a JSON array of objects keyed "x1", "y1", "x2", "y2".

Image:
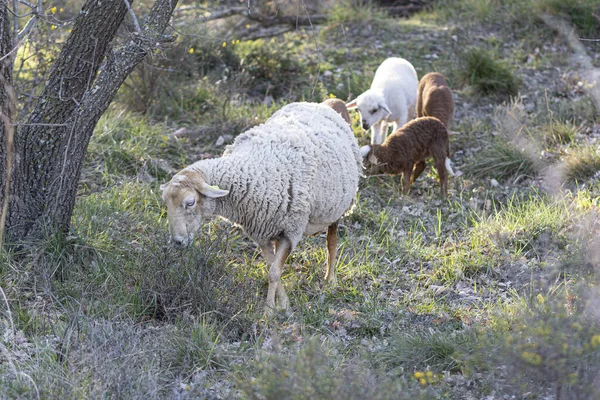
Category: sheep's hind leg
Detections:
[
  {"x1": 265, "y1": 238, "x2": 292, "y2": 314},
  {"x1": 325, "y1": 222, "x2": 338, "y2": 285}
]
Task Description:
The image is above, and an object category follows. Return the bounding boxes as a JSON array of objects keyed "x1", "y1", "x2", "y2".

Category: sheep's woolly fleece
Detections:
[{"x1": 186, "y1": 102, "x2": 363, "y2": 247}]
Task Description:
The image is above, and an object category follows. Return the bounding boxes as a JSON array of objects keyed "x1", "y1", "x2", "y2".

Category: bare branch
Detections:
[
  {"x1": 122, "y1": 0, "x2": 141, "y2": 33},
  {"x1": 18, "y1": 15, "x2": 37, "y2": 39},
  {"x1": 16, "y1": 0, "x2": 35, "y2": 8}
]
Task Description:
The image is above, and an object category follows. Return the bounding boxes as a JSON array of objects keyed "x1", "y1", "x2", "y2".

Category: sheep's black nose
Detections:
[
  {"x1": 172, "y1": 238, "x2": 184, "y2": 248},
  {"x1": 362, "y1": 121, "x2": 369, "y2": 130}
]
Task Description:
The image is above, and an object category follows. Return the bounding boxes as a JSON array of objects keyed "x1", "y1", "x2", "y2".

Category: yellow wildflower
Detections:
[
  {"x1": 189, "y1": 48, "x2": 194, "y2": 54},
  {"x1": 591, "y1": 335, "x2": 600, "y2": 348},
  {"x1": 419, "y1": 378, "x2": 427, "y2": 386},
  {"x1": 59, "y1": 7, "x2": 64, "y2": 12},
  {"x1": 536, "y1": 293, "x2": 545, "y2": 304},
  {"x1": 426, "y1": 371, "x2": 434, "y2": 380},
  {"x1": 236, "y1": 39, "x2": 241, "y2": 44},
  {"x1": 521, "y1": 351, "x2": 542, "y2": 366},
  {"x1": 222, "y1": 42, "x2": 226, "y2": 47},
  {"x1": 329, "y1": 93, "x2": 335, "y2": 98},
  {"x1": 51, "y1": 25, "x2": 56, "y2": 30},
  {"x1": 51, "y1": 6, "x2": 57, "y2": 14},
  {"x1": 413, "y1": 371, "x2": 425, "y2": 379},
  {"x1": 246, "y1": 24, "x2": 251, "y2": 29}
]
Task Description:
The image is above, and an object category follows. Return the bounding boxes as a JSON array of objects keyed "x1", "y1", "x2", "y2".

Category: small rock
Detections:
[
  {"x1": 215, "y1": 136, "x2": 225, "y2": 146},
  {"x1": 490, "y1": 179, "x2": 499, "y2": 187},
  {"x1": 323, "y1": 70, "x2": 333, "y2": 77},
  {"x1": 173, "y1": 127, "x2": 187, "y2": 138}
]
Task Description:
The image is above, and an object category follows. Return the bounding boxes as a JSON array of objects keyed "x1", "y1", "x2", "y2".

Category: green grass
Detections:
[{"x1": 471, "y1": 193, "x2": 570, "y2": 258}]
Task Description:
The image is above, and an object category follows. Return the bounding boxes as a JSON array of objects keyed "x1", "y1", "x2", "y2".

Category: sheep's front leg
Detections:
[
  {"x1": 325, "y1": 222, "x2": 338, "y2": 285},
  {"x1": 260, "y1": 242, "x2": 276, "y2": 265},
  {"x1": 370, "y1": 123, "x2": 381, "y2": 145},
  {"x1": 265, "y1": 238, "x2": 291, "y2": 314}
]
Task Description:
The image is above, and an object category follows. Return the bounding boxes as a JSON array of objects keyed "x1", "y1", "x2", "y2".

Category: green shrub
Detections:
[
  {"x1": 540, "y1": 0, "x2": 600, "y2": 37},
  {"x1": 235, "y1": 38, "x2": 312, "y2": 99}
]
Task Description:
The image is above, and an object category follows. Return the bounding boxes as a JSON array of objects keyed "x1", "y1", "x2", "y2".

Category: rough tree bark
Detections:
[{"x1": 0, "y1": 0, "x2": 179, "y2": 244}]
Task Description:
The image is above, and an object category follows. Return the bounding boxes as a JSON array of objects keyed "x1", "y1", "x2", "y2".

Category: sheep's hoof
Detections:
[
  {"x1": 325, "y1": 274, "x2": 337, "y2": 286},
  {"x1": 263, "y1": 302, "x2": 276, "y2": 317},
  {"x1": 279, "y1": 295, "x2": 289, "y2": 311}
]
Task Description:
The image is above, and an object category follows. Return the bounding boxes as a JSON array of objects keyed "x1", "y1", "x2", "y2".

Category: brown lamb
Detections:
[
  {"x1": 417, "y1": 72, "x2": 454, "y2": 128},
  {"x1": 322, "y1": 98, "x2": 352, "y2": 125},
  {"x1": 362, "y1": 116, "x2": 454, "y2": 198}
]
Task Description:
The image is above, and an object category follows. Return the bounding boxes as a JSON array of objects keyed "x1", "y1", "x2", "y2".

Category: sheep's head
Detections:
[
  {"x1": 160, "y1": 169, "x2": 229, "y2": 249},
  {"x1": 346, "y1": 91, "x2": 391, "y2": 131}
]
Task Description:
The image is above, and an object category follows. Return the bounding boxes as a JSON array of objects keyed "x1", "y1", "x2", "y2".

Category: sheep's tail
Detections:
[{"x1": 445, "y1": 157, "x2": 456, "y2": 177}]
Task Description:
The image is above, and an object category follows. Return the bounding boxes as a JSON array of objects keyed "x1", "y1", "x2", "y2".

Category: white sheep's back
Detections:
[
  {"x1": 224, "y1": 102, "x2": 362, "y2": 238},
  {"x1": 371, "y1": 58, "x2": 419, "y2": 120}
]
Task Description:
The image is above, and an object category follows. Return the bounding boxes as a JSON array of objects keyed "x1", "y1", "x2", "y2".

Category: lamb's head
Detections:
[
  {"x1": 160, "y1": 169, "x2": 229, "y2": 249},
  {"x1": 359, "y1": 144, "x2": 384, "y2": 174},
  {"x1": 347, "y1": 91, "x2": 391, "y2": 130}
]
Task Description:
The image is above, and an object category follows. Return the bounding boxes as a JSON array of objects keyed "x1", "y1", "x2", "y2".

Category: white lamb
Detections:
[
  {"x1": 346, "y1": 57, "x2": 419, "y2": 145},
  {"x1": 160, "y1": 102, "x2": 363, "y2": 313}
]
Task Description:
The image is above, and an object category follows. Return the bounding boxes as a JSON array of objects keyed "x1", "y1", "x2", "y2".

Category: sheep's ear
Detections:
[
  {"x1": 160, "y1": 183, "x2": 168, "y2": 191},
  {"x1": 360, "y1": 145, "x2": 371, "y2": 158},
  {"x1": 199, "y1": 182, "x2": 229, "y2": 198},
  {"x1": 346, "y1": 100, "x2": 358, "y2": 110},
  {"x1": 381, "y1": 104, "x2": 391, "y2": 115}
]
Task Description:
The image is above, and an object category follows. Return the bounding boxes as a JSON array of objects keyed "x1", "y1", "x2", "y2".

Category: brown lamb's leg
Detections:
[
  {"x1": 411, "y1": 161, "x2": 427, "y2": 184},
  {"x1": 402, "y1": 165, "x2": 413, "y2": 195},
  {"x1": 325, "y1": 222, "x2": 338, "y2": 284},
  {"x1": 434, "y1": 156, "x2": 448, "y2": 199}
]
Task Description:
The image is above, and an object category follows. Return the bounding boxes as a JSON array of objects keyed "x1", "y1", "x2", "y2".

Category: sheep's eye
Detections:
[
  {"x1": 184, "y1": 198, "x2": 196, "y2": 208},
  {"x1": 370, "y1": 107, "x2": 378, "y2": 114}
]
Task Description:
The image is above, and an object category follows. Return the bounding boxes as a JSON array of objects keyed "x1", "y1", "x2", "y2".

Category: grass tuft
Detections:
[
  {"x1": 466, "y1": 139, "x2": 536, "y2": 180},
  {"x1": 459, "y1": 48, "x2": 520, "y2": 97},
  {"x1": 564, "y1": 145, "x2": 600, "y2": 183}
]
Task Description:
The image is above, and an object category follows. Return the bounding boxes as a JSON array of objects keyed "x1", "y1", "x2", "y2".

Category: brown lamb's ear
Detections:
[{"x1": 346, "y1": 99, "x2": 358, "y2": 110}]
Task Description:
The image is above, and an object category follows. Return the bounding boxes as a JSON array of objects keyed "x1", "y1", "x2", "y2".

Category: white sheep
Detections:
[
  {"x1": 160, "y1": 101, "x2": 363, "y2": 313},
  {"x1": 346, "y1": 57, "x2": 419, "y2": 145}
]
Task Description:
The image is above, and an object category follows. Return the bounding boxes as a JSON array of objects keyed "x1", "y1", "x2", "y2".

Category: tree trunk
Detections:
[{"x1": 0, "y1": 0, "x2": 179, "y2": 245}]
